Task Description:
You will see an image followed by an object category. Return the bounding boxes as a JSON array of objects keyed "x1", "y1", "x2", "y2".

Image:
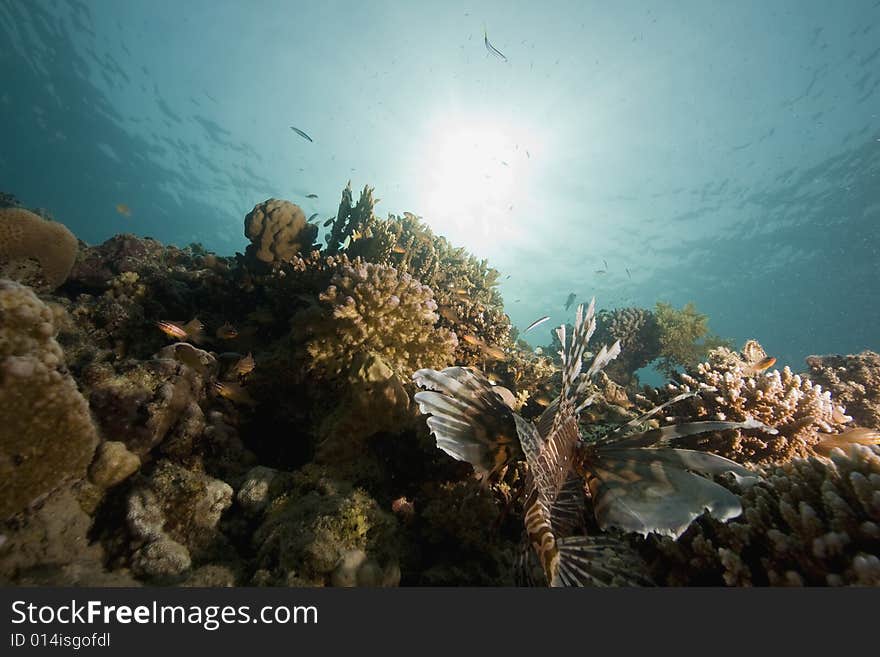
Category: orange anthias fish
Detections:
[
  {"x1": 213, "y1": 381, "x2": 257, "y2": 407},
  {"x1": 747, "y1": 356, "x2": 777, "y2": 375},
  {"x1": 215, "y1": 322, "x2": 239, "y2": 340},
  {"x1": 156, "y1": 318, "x2": 205, "y2": 343},
  {"x1": 232, "y1": 353, "x2": 256, "y2": 378},
  {"x1": 115, "y1": 203, "x2": 132, "y2": 217}
]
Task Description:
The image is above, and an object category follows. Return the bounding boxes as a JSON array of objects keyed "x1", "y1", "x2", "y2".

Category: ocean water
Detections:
[{"x1": 1, "y1": 0, "x2": 878, "y2": 377}]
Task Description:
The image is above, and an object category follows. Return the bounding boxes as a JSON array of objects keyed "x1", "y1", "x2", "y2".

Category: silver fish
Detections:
[
  {"x1": 524, "y1": 315, "x2": 550, "y2": 333},
  {"x1": 483, "y1": 26, "x2": 508, "y2": 62},
  {"x1": 290, "y1": 125, "x2": 313, "y2": 142}
]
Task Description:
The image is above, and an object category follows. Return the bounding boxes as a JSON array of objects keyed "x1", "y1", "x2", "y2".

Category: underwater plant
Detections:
[{"x1": 413, "y1": 300, "x2": 775, "y2": 586}]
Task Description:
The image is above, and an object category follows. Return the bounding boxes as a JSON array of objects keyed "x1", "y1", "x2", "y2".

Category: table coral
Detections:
[
  {"x1": 643, "y1": 445, "x2": 880, "y2": 586},
  {"x1": 0, "y1": 207, "x2": 78, "y2": 291},
  {"x1": 245, "y1": 199, "x2": 317, "y2": 265},
  {"x1": 805, "y1": 351, "x2": 880, "y2": 430},
  {"x1": 303, "y1": 259, "x2": 457, "y2": 378},
  {"x1": 0, "y1": 279, "x2": 99, "y2": 519},
  {"x1": 658, "y1": 342, "x2": 850, "y2": 464}
]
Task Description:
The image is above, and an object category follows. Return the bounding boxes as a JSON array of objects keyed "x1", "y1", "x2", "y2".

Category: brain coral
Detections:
[
  {"x1": 244, "y1": 199, "x2": 318, "y2": 265},
  {"x1": 644, "y1": 445, "x2": 880, "y2": 586},
  {"x1": 593, "y1": 307, "x2": 661, "y2": 384},
  {"x1": 303, "y1": 259, "x2": 458, "y2": 378},
  {"x1": 0, "y1": 207, "x2": 78, "y2": 290},
  {"x1": 0, "y1": 279, "x2": 99, "y2": 519},
  {"x1": 660, "y1": 343, "x2": 849, "y2": 464}
]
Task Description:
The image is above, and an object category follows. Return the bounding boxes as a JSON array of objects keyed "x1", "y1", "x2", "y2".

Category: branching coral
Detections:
[
  {"x1": 0, "y1": 279, "x2": 99, "y2": 519},
  {"x1": 643, "y1": 445, "x2": 880, "y2": 586},
  {"x1": 805, "y1": 351, "x2": 880, "y2": 430},
  {"x1": 658, "y1": 342, "x2": 850, "y2": 464},
  {"x1": 301, "y1": 259, "x2": 457, "y2": 378},
  {"x1": 0, "y1": 207, "x2": 78, "y2": 291},
  {"x1": 655, "y1": 301, "x2": 733, "y2": 379},
  {"x1": 244, "y1": 199, "x2": 317, "y2": 265}
]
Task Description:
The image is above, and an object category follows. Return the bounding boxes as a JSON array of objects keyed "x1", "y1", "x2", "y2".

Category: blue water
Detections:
[{"x1": 2, "y1": 0, "x2": 878, "y2": 378}]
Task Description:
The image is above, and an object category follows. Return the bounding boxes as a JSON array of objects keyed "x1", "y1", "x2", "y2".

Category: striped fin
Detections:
[
  {"x1": 601, "y1": 391, "x2": 700, "y2": 442},
  {"x1": 586, "y1": 449, "x2": 750, "y2": 539},
  {"x1": 549, "y1": 475, "x2": 586, "y2": 536},
  {"x1": 551, "y1": 535, "x2": 653, "y2": 587},
  {"x1": 413, "y1": 367, "x2": 522, "y2": 478},
  {"x1": 514, "y1": 413, "x2": 580, "y2": 501},
  {"x1": 608, "y1": 418, "x2": 777, "y2": 449}
]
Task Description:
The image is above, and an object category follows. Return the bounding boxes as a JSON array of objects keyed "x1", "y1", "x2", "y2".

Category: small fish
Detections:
[
  {"x1": 308, "y1": 213, "x2": 319, "y2": 222},
  {"x1": 483, "y1": 25, "x2": 508, "y2": 62},
  {"x1": 305, "y1": 193, "x2": 318, "y2": 199},
  {"x1": 454, "y1": 288, "x2": 469, "y2": 297},
  {"x1": 157, "y1": 318, "x2": 205, "y2": 343},
  {"x1": 501, "y1": 161, "x2": 509, "y2": 166},
  {"x1": 215, "y1": 322, "x2": 239, "y2": 340},
  {"x1": 595, "y1": 269, "x2": 607, "y2": 275},
  {"x1": 815, "y1": 428, "x2": 880, "y2": 455},
  {"x1": 323, "y1": 218, "x2": 334, "y2": 227},
  {"x1": 525, "y1": 316, "x2": 551, "y2": 333},
  {"x1": 625, "y1": 267, "x2": 631, "y2": 279},
  {"x1": 526, "y1": 150, "x2": 530, "y2": 158},
  {"x1": 533, "y1": 394, "x2": 552, "y2": 407},
  {"x1": 604, "y1": 259, "x2": 608, "y2": 270},
  {"x1": 481, "y1": 344, "x2": 507, "y2": 361},
  {"x1": 461, "y1": 334, "x2": 481, "y2": 346},
  {"x1": 290, "y1": 125, "x2": 313, "y2": 142},
  {"x1": 391, "y1": 245, "x2": 407, "y2": 254},
  {"x1": 213, "y1": 381, "x2": 256, "y2": 406},
  {"x1": 438, "y1": 306, "x2": 460, "y2": 323},
  {"x1": 747, "y1": 356, "x2": 776, "y2": 375},
  {"x1": 564, "y1": 292, "x2": 577, "y2": 310},
  {"x1": 115, "y1": 203, "x2": 132, "y2": 217},
  {"x1": 232, "y1": 352, "x2": 256, "y2": 378},
  {"x1": 505, "y1": 275, "x2": 511, "y2": 279}
]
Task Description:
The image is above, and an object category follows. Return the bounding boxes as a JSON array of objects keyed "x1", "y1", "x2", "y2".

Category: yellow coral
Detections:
[
  {"x1": 0, "y1": 279, "x2": 99, "y2": 518},
  {"x1": 0, "y1": 207, "x2": 78, "y2": 290},
  {"x1": 303, "y1": 259, "x2": 457, "y2": 378},
  {"x1": 244, "y1": 199, "x2": 317, "y2": 264}
]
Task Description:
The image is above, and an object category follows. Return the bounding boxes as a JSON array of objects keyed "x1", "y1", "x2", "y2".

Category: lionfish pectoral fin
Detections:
[
  {"x1": 551, "y1": 535, "x2": 653, "y2": 587},
  {"x1": 587, "y1": 451, "x2": 746, "y2": 539}
]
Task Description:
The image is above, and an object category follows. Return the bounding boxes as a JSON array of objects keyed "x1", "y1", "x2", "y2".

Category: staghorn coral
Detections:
[
  {"x1": 300, "y1": 259, "x2": 457, "y2": 378},
  {"x1": 244, "y1": 199, "x2": 317, "y2": 265},
  {"x1": 0, "y1": 279, "x2": 99, "y2": 519},
  {"x1": 659, "y1": 342, "x2": 850, "y2": 464},
  {"x1": 0, "y1": 207, "x2": 78, "y2": 291},
  {"x1": 643, "y1": 445, "x2": 880, "y2": 586},
  {"x1": 593, "y1": 307, "x2": 661, "y2": 385},
  {"x1": 805, "y1": 351, "x2": 880, "y2": 430},
  {"x1": 655, "y1": 301, "x2": 733, "y2": 379}
]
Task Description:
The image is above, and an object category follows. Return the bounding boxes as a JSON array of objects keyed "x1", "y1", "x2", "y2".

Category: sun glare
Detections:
[{"x1": 415, "y1": 114, "x2": 542, "y2": 255}]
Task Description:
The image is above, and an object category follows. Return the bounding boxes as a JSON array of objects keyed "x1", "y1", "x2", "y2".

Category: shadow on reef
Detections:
[{"x1": 1, "y1": 187, "x2": 879, "y2": 586}]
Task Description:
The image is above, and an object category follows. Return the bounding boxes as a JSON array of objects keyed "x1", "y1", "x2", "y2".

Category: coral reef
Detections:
[
  {"x1": 655, "y1": 342, "x2": 850, "y2": 464},
  {"x1": 643, "y1": 445, "x2": 880, "y2": 586},
  {"x1": 300, "y1": 259, "x2": 457, "y2": 379},
  {"x1": 655, "y1": 301, "x2": 733, "y2": 379},
  {"x1": 0, "y1": 207, "x2": 78, "y2": 291},
  {"x1": 251, "y1": 465, "x2": 401, "y2": 586},
  {"x1": 805, "y1": 351, "x2": 880, "y2": 430},
  {"x1": 244, "y1": 199, "x2": 317, "y2": 266},
  {"x1": 593, "y1": 307, "x2": 661, "y2": 385},
  {"x1": 0, "y1": 280, "x2": 99, "y2": 519}
]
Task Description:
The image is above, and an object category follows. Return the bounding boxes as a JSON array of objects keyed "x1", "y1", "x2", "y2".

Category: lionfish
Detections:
[{"x1": 413, "y1": 300, "x2": 775, "y2": 587}]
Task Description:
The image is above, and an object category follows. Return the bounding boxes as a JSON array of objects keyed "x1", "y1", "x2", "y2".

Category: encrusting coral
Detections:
[
  {"x1": 244, "y1": 198, "x2": 317, "y2": 266},
  {"x1": 0, "y1": 207, "x2": 78, "y2": 291},
  {"x1": 0, "y1": 279, "x2": 99, "y2": 519},
  {"x1": 656, "y1": 341, "x2": 850, "y2": 464},
  {"x1": 643, "y1": 444, "x2": 880, "y2": 586}
]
